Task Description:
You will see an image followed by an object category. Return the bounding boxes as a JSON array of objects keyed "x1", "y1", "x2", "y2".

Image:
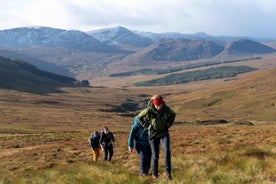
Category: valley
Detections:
[
  {"x1": 0, "y1": 26, "x2": 275, "y2": 183},
  {"x1": 0, "y1": 64, "x2": 275, "y2": 183}
]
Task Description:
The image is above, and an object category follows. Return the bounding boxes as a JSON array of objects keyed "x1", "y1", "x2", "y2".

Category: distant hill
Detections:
[
  {"x1": 0, "y1": 26, "x2": 275, "y2": 81},
  {"x1": 120, "y1": 38, "x2": 224, "y2": 66},
  {"x1": 264, "y1": 41, "x2": 276, "y2": 50},
  {"x1": 0, "y1": 27, "x2": 64, "y2": 47},
  {"x1": 87, "y1": 26, "x2": 153, "y2": 50},
  {"x1": 0, "y1": 47, "x2": 75, "y2": 77},
  {"x1": 136, "y1": 31, "x2": 254, "y2": 44},
  {"x1": 218, "y1": 39, "x2": 276, "y2": 56},
  {"x1": 0, "y1": 56, "x2": 78, "y2": 94},
  {"x1": 0, "y1": 26, "x2": 121, "y2": 52}
]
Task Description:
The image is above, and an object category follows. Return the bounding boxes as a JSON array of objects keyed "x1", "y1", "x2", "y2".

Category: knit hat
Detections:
[{"x1": 151, "y1": 95, "x2": 164, "y2": 106}]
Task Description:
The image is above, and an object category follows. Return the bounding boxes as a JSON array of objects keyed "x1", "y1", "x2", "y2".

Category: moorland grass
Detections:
[{"x1": 0, "y1": 68, "x2": 275, "y2": 184}]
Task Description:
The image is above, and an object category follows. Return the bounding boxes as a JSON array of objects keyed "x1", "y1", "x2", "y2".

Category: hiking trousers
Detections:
[
  {"x1": 103, "y1": 143, "x2": 113, "y2": 161},
  {"x1": 149, "y1": 133, "x2": 171, "y2": 177},
  {"x1": 92, "y1": 147, "x2": 100, "y2": 162},
  {"x1": 135, "y1": 143, "x2": 151, "y2": 175}
]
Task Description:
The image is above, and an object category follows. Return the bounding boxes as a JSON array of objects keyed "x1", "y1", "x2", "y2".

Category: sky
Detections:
[{"x1": 1, "y1": 0, "x2": 276, "y2": 39}]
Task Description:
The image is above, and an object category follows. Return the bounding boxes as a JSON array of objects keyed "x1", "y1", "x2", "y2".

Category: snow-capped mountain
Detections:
[
  {"x1": 0, "y1": 26, "x2": 275, "y2": 81},
  {"x1": 87, "y1": 26, "x2": 153, "y2": 48},
  {"x1": 0, "y1": 27, "x2": 65, "y2": 47},
  {"x1": 0, "y1": 26, "x2": 118, "y2": 52}
]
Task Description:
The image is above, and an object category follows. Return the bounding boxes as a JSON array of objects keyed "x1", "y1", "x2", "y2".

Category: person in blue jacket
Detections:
[{"x1": 128, "y1": 116, "x2": 151, "y2": 176}]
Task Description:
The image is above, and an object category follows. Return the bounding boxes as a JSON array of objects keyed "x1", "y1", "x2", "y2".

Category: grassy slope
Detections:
[
  {"x1": 0, "y1": 67, "x2": 275, "y2": 183},
  {"x1": 96, "y1": 54, "x2": 276, "y2": 87},
  {"x1": 0, "y1": 56, "x2": 76, "y2": 94},
  {"x1": 168, "y1": 68, "x2": 276, "y2": 123}
]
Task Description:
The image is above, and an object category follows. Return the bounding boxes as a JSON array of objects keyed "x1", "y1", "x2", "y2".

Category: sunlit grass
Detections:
[
  {"x1": 0, "y1": 70, "x2": 275, "y2": 184},
  {"x1": 170, "y1": 145, "x2": 275, "y2": 184}
]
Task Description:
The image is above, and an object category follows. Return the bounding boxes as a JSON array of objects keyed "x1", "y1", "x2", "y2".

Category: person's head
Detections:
[
  {"x1": 151, "y1": 95, "x2": 164, "y2": 111},
  {"x1": 103, "y1": 126, "x2": 110, "y2": 134}
]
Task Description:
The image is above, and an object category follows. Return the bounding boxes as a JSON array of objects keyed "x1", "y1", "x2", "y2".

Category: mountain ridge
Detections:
[{"x1": 0, "y1": 26, "x2": 275, "y2": 82}]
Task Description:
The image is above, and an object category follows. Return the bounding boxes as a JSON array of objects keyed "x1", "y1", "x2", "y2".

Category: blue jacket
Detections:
[
  {"x1": 89, "y1": 132, "x2": 100, "y2": 150},
  {"x1": 128, "y1": 116, "x2": 150, "y2": 148}
]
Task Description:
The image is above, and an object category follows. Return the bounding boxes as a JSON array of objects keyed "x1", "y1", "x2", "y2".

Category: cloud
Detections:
[{"x1": 0, "y1": 0, "x2": 275, "y2": 38}]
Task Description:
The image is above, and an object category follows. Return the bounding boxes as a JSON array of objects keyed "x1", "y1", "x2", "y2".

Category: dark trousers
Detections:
[
  {"x1": 135, "y1": 143, "x2": 151, "y2": 175},
  {"x1": 103, "y1": 144, "x2": 113, "y2": 161},
  {"x1": 149, "y1": 133, "x2": 171, "y2": 176}
]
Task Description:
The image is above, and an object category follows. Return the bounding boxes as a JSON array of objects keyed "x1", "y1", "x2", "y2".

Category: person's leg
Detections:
[
  {"x1": 161, "y1": 134, "x2": 172, "y2": 179},
  {"x1": 136, "y1": 144, "x2": 147, "y2": 175},
  {"x1": 108, "y1": 144, "x2": 113, "y2": 161},
  {"x1": 145, "y1": 145, "x2": 152, "y2": 175},
  {"x1": 103, "y1": 145, "x2": 108, "y2": 161},
  {"x1": 91, "y1": 149, "x2": 96, "y2": 162},
  {"x1": 94, "y1": 147, "x2": 100, "y2": 161},
  {"x1": 150, "y1": 137, "x2": 160, "y2": 178}
]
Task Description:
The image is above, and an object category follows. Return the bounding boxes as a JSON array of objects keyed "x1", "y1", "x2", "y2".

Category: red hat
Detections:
[{"x1": 152, "y1": 96, "x2": 164, "y2": 106}]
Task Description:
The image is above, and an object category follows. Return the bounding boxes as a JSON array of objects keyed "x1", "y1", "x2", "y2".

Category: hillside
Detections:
[
  {"x1": 218, "y1": 39, "x2": 276, "y2": 57},
  {"x1": 264, "y1": 41, "x2": 276, "y2": 49},
  {"x1": 0, "y1": 67, "x2": 275, "y2": 183},
  {"x1": 0, "y1": 56, "x2": 78, "y2": 94},
  {"x1": 0, "y1": 26, "x2": 275, "y2": 81},
  {"x1": 120, "y1": 38, "x2": 224, "y2": 66},
  {"x1": 167, "y1": 68, "x2": 276, "y2": 123},
  {"x1": 134, "y1": 66, "x2": 257, "y2": 86}
]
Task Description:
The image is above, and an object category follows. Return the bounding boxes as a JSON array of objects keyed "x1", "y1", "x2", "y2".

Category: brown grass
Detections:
[{"x1": 0, "y1": 66, "x2": 275, "y2": 183}]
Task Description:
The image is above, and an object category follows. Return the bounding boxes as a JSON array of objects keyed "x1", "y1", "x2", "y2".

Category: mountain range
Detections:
[{"x1": 0, "y1": 26, "x2": 275, "y2": 83}]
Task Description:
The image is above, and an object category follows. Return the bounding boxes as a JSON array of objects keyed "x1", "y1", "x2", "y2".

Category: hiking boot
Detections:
[
  {"x1": 152, "y1": 174, "x2": 158, "y2": 179},
  {"x1": 166, "y1": 174, "x2": 173, "y2": 180},
  {"x1": 141, "y1": 173, "x2": 147, "y2": 177}
]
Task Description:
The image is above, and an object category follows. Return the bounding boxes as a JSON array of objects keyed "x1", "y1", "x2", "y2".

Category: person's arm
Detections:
[
  {"x1": 164, "y1": 105, "x2": 176, "y2": 128},
  {"x1": 111, "y1": 133, "x2": 115, "y2": 142},
  {"x1": 137, "y1": 108, "x2": 151, "y2": 129},
  {"x1": 99, "y1": 134, "x2": 104, "y2": 150},
  {"x1": 128, "y1": 121, "x2": 139, "y2": 152}
]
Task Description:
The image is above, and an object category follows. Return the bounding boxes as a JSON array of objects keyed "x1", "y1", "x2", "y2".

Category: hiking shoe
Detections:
[
  {"x1": 166, "y1": 174, "x2": 173, "y2": 180},
  {"x1": 152, "y1": 174, "x2": 158, "y2": 179}
]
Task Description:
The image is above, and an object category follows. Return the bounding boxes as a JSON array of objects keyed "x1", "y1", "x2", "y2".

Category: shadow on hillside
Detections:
[
  {"x1": 0, "y1": 85, "x2": 69, "y2": 95},
  {"x1": 175, "y1": 119, "x2": 229, "y2": 125},
  {"x1": 99, "y1": 99, "x2": 145, "y2": 117}
]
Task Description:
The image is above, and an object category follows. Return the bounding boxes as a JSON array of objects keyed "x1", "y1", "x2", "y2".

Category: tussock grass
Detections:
[
  {"x1": 0, "y1": 68, "x2": 275, "y2": 183},
  {"x1": 170, "y1": 145, "x2": 275, "y2": 184}
]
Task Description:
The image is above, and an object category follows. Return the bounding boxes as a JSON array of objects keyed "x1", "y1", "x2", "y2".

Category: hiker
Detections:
[
  {"x1": 100, "y1": 126, "x2": 115, "y2": 161},
  {"x1": 128, "y1": 116, "x2": 151, "y2": 176},
  {"x1": 137, "y1": 95, "x2": 176, "y2": 180},
  {"x1": 89, "y1": 131, "x2": 101, "y2": 162}
]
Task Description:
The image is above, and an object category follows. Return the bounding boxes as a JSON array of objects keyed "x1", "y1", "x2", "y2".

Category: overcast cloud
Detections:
[{"x1": 0, "y1": 0, "x2": 276, "y2": 38}]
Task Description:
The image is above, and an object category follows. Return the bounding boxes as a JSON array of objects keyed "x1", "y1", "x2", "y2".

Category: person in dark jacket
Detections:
[
  {"x1": 128, "y1": 116, "x2": 151, "y2": 176},
  {"x1": 137, "y1": 95, "x2": 176, "y2": 180},
  {"x1": 89, "y1": 131, "x2": 101, "y2": 162},
  {"x1": 100, "y1": 126, "x2": 115, "y2": 161}
]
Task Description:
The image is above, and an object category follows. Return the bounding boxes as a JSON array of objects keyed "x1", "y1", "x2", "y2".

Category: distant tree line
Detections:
[
  {"x1": 134, "y1": 66, "x2": 257, "y2": 86},
  {"x1": 109, "y1": 57, "x2": 262, "y2": 77}
]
